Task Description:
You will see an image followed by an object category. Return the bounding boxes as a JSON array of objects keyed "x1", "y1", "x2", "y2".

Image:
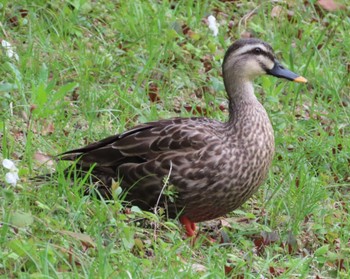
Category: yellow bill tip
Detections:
[{"x1": 293, "y1": 76, "x2": 308, "y2": 83}]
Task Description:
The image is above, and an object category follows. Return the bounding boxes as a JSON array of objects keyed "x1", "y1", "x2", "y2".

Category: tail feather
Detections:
[{"x1": 32, "y1": 164, "x2": 116, "y2": 199}]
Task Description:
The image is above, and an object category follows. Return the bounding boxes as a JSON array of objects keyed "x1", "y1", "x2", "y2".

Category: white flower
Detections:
[
  {"x1": 3, "y1": 159, "x2": 19, "y2": 186},
  {"x1": 5, "y1": 172, "x2": 19, "y2": 186},
  {"x1": 208, "y1": 15, "x2": 219, "y2": 37},
  {"x1": 3, "y1": 159, "x2": 17, "y2": 171},
  {"x1": 1, "y1": 40, "x2": 19, "y2": 61}
]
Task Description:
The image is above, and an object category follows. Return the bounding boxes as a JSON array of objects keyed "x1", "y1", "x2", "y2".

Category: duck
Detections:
[{"x1": 58, "y1": 38, "x2": 307, "y2": 237}]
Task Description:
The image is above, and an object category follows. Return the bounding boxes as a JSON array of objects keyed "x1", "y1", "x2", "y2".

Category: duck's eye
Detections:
[{"x1": 254, "y1": 47, "x2": 262, "y2": 54}]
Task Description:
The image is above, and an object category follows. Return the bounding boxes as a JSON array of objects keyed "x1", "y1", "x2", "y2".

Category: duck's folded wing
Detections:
[{"x1": 58, "y1": 118, "x2": 216, "y2": 168}]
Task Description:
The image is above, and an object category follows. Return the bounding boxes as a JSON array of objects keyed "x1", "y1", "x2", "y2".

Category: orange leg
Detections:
[{"x1": 179, "y1": 216, "x2": 196, "y2": 237}]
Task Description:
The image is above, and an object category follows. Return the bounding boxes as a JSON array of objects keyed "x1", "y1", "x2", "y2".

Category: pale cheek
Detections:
[
  {"x1": 257, "y1": 56, "x2": 274, "y2": 73},
  {"x1": 245, "y1": 62, "x2": 266, "y2": 77},
  {"x1": 265, "y1": 61, "x2": 275, "y2": 71}
]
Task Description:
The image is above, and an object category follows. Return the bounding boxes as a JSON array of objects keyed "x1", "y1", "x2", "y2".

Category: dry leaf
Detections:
[
  {"x1": 191, "y1": 263, "x2": 207, "y2": 272},
  {"x1": 8, "y1": 16, "x2": 19, "y2": 27},
  {"x1": 271, "y1": 5, "x2": 283, "y2": 18},
  {"x1": 179, "y1": 263, "x2": 207, "y2": 273},
  {"x1": 181, "y1": 24, "x2": 191, "y2": 35},
  {"x1": 219, "y1": 103, "x2": 227, "y2": 112},
  {"x1": 200, "y1": 55, "x2": 212, "y2": 73},
  {"x1": 269, "y1": 266, "x2": 285, "y2": 277},
  {"x1": 220, "y1": 219, "x2": 231, "y2": 228},
  {"x1": 241, "y1": 31, "x2": 253, "y2": 39},
  {"x1": 253, "y1": 231, "x2": 280, "y2": 255},
  {"x1": 60, "y1": 230, "x2": 96, "y2": 249},
  {"x1": 33, "y1": 152, "x2": 54, "y2": 166},
  {"x1": 41, "y1": 122, "x2": 55, "y2": 136},
  {"x1": 19, "y1": 9, "x2": 29, "y2": 18},
  {"x1": 148, "y1": 82, "x2": 161, "y2": 103},
  {"x1": 183, "y1": 104, "x2": 207, "y2": 116},
  {"x1": 317, "y1": 0, "x2": 345, "y2": 11}
]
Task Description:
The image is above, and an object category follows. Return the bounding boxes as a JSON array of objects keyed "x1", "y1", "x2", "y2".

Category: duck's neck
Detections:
[{"x1": 224, "y1": 76, "x2": 262, "y2": 122}]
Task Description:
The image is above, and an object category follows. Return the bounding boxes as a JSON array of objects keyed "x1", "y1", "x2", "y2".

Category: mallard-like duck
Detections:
[{"x1": 59, "y1": 38, "x2": 307, "y2": 236}]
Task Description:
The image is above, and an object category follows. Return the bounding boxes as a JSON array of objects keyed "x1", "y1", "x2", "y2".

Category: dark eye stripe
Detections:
[{"x1": 244, "y1": 49, "x2": 275, "y2": 62}]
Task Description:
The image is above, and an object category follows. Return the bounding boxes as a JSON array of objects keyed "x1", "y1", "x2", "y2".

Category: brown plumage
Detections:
[{"x1": 58, "y1": 39, "x2": 307, "y2": 236}]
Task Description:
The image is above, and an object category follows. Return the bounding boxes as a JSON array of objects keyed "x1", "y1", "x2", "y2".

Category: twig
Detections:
[
  {"x1": 0, "y1": 22, "x2": 9, "y2": 38},
  {"x1": 153, "y1": 161, "x2": 173, "y2": 240},
  {"x1": 154, "y1": 161, "x2": 173, "y2": 214}
]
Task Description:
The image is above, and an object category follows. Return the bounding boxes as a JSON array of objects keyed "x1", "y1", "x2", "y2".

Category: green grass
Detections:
[{"x1": 1, "y1": 0, "x2": 349, "y2": 277}]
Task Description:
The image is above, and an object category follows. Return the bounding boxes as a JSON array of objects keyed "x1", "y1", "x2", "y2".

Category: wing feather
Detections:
[{"x1": 59, "y1": 117, "x2": 219, "y2": 168}]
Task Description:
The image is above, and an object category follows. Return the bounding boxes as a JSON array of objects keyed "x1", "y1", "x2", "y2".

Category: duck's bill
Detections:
[{"x1": 267, "y1": 62, "x2": 307, "y2": 83}]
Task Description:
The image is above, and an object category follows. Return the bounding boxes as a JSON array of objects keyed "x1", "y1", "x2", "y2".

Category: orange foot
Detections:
[
  {"x1": 179, "y1": 216, "x2": 196, "y2": 237},
  {"x1": 180, "y1": 216, "x2": 224, "y2": 244}
]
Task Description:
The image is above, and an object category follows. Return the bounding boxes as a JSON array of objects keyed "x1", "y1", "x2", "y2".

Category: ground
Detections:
[{"x1": 0, "y1": 0, "x2": 349, "y2": 277}]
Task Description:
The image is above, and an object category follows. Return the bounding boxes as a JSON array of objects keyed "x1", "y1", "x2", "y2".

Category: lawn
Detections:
[{"x1": 1, "y1": 0, "x2": 349, "y2": 277}]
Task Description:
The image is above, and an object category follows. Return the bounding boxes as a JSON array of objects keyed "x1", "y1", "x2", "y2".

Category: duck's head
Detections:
[{"x1": 223, "y1": 38, "x2": 307, "y2": 83}]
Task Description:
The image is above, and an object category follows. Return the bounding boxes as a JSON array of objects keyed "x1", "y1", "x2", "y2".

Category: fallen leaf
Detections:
[
  {"x1": 317, "y1": 0, "x2": 345, "y2": 11},
  {"x1": 271, "y1": 5, "x2": 283, "y2": 18},
  {"x1": 33, "y1": 152, "x2": 54, "y2": 166},
  {"x1": 42, "y1": 121, "x2": 55, "y2": 136},
  {"x1": 19, "y1": 9, "x2": 29, "y2": 18},
  {"x1": 181, "y1": 24, "x2": 191, "y2": 35},
  {"x1": 60, "y1": 230, "x2": 96, "y2": 249},
  {"x1": 183, "y1": 104, "x2": 207, "y2": 116},
  {"x1": 219, "y1": 103, "x2": 227, "y2": 112},
  {"x1": 224, "y1": 265, "x2": 233, "y2": 275},
  {"x1": 220, "y1": 219, "x2": 231, "y2": 228},
  {"x1": 253, "y1": 231, "x2": 280, "y2": 255},
  {"x1": 228, "y1": 20, "x2": 235, "y2": 30},
  {"x1": 71, "y1": 87, "x2": 79, "y2": 101},
  {"x1": 287, "y1": 10, "x2": 295, "y2": 22},
  {"x1": 200, "y1": 55, "x2": 212, "y2": 73},
  {"x1": 188, "y1": 30, "x2": 201, "y2": 40},
  {"x1": 241, "y1": 31, "x2": 253, "y2": 39},
  {"x1": 190, "y1": 263, "x2": 207, "y2": 272},
  {"x1": 179, "y1": 263, "x2": 207, "y2": 273},
  {"x1": 28, "y1": 105, "x2": 36, "y2": 114},
  {"x1": 148, "y1": 82, "x2": 161, "y2": 103},
  {"x1": 8, "y1": 16, "x2": 19, "y2": 27},
  {"x1": 269, "y1": 266, "x2": 285, "y2": 276},
  {"x1": 335, "y1": 258, "x2": 346, "y2": 271},
  {"x1": 297, "y1": 29, "x2": 303, "y2": 40}
]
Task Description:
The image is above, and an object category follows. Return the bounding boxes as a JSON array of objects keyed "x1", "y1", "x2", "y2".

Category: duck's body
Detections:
[{"x1": 59, "y1": 38, "x2": 307, "y2": 235}]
